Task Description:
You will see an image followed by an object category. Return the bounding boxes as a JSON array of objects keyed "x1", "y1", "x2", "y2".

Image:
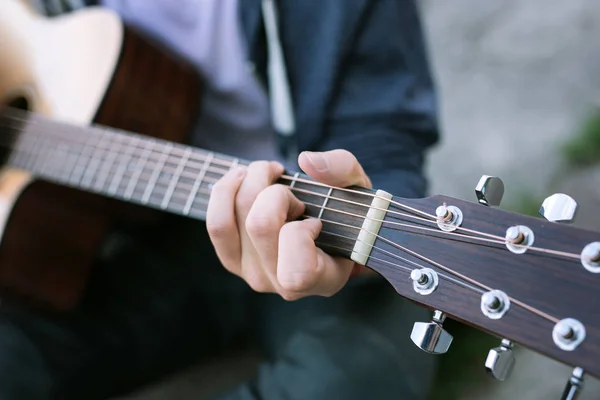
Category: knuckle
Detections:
[{"x1": 245, "y1": 214, "x2": 278, "y2": 238}]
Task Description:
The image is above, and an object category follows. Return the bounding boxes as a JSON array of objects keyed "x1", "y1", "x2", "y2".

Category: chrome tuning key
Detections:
[
  {"x1": 539, "y1": 193, "x2": 578, "y2": 223},
  {"x1": 410, "y1": 310, "x2": 453, "y2": 355},
  {"x1": 560, "y1": 367, "x2": 584, "y2": 400},
  {"x1": 475, "y1": 175, "x2": 504, "y2": 207},
  {"x1": 485, "y1": 339, "x2": 515, "y2": 381}
]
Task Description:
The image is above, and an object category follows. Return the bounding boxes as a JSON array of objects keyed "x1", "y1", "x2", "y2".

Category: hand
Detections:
[{"x1": 206, "y1": 149, "x2": 372, "y2": 300}]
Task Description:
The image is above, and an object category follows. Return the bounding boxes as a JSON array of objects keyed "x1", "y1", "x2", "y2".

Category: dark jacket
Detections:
[
  {"x1": 242, "y1": 0, "x2": 440, "y2": 198},
  {"x1": 49, "y1": 0, "x2": 440, "y2": 198}
]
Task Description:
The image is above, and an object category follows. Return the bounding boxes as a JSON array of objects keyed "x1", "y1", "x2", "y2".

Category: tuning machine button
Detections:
[
  {"x1": 410, "y1": 310, "x2": 453, "y2": 354},
  {"x1": 475, "y1": 175, "x2": 504, "y2": 207},
  {"x1": 560, "y1": 367, "x2": 584, "y2": 400},
  {"x1": 485, "y1": 339, "x2": 515, "y2": 381},
  {"x1": 539, "y1": 193, "x2": 578, "y2": 223}
]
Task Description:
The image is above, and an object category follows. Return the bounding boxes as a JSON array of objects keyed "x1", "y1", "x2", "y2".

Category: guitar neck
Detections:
[
  {"x1": 5, "y1": 110, "x2": 242, "y2": 220},
  {"x1": 0, "y1": 108, "x2": 374, "y2": 259}
]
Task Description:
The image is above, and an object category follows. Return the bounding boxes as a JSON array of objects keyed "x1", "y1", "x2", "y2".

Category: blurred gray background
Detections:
[{"x1": 118, "y1": 0, "x2": 600, "y2": 398}]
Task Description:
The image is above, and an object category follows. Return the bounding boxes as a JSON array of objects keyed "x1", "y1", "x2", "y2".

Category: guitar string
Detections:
[
  {"x1": 1, "y1": 125, "x2": 588, "y2": 263},
  {"x1": 8, "y1": 137, "x2": 587, "y2": 262},
  {"x1": 0, "y1": 114, "x2": 588, "y2": 260},
  {"x1": 2, "y1": 113, "x2": 447, "y2": 220},
  {"x1": 317, "y1": 217, "x2": 561, "y2": 324},
  {"x1": 0, "y1": 121, "x2": 587, "y2": 262},
  {"x1": 317, "y1": 229, "x2": 486, "y2": 294},
  {"x1": 5, "y1": 135, "x2": 584, "y2": 261},
  {"x1": 0, "y1": 116, "x2": 492, "y2": 234},
  {"x1": 8, "y1": 115, "x2": 589, "y2": 256},
  {"x1": 0, "y1": 116, "x2": 566, "y2": 324},
  {"x1": 0, "y1": 113, "x2": 542, "y2": 244}
]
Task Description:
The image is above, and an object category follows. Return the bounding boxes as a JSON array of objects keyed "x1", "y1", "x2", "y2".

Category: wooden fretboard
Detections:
[{"x1": 0, "y1": 108, "x2": 376, "y2": 259}]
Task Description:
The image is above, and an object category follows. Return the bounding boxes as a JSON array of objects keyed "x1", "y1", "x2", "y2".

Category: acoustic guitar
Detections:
[{"x1": 1, "y1": 1, "x2": 599, "y2": 398}]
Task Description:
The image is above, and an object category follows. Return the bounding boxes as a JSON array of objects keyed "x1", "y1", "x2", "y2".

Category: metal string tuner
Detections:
[
  {"x1": 410, "y1": 310, "x2": 453, "y2": 355},
  {"x1": 560, "y1": 367, "x2": 584, "y2": 400}
]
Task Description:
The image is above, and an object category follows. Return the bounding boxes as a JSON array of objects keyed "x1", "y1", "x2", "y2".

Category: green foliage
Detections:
[
  {"x1": 562, "y1": 110, "x2": 600, "y2": 168},
  {"x1": 504, "y1": 191, "x2": 544, "y2": 217}
]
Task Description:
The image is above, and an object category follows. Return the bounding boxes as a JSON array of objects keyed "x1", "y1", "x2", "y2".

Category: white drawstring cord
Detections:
[{"x1": 261, "y1": 0, "x2": 296, "y2": 140}]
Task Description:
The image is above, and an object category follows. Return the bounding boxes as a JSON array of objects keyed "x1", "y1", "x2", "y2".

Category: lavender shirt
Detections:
[{"x1": 101, "y1": 0, "x2": 282, "y2": 163}]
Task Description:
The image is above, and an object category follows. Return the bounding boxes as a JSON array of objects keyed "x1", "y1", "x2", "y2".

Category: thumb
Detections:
[{"x1": 298, "y1": 150, "x2": 372, "y2": 188}]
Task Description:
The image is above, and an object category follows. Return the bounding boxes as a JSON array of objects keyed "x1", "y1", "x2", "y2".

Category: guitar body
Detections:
[{"x1": 0, "y1": 1, "x2": 202, "y2": 310}]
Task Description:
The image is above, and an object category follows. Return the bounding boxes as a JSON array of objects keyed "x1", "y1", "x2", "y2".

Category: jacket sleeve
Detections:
[{"x1": 314, "y1": 0, "x2": 440, "y2": 199}]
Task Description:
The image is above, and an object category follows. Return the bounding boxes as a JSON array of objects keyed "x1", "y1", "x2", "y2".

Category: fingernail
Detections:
[{"x1": 303, "y1": 151, "x2": 329, "y2": 172}]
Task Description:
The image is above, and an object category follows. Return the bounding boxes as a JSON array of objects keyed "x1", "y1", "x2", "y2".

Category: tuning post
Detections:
[
  {"x1": 435, "y1": 204, "x2": 463, "y2": 232},
  {"x1": 560, "y1": 367, "x2": 585, "y2": 400},
  {"x1": 539, "y1": 193, "x2": 578, "y2": 223},
  {"x1": 410, "y1": 310, "x2": 453, "y2": 355},
  {"x1": 410, "y1": 268, "x2": 439, "y2": 295},
  {"x1": 505, "y1": 225, "x2": 534, "y2": 254},
  {"x1": 475, "y1": 175, "x2": 504, "y2": 207},
  {"x1": 580, "y1": 242, "x2": 600, "y2": 273},
  {"x1": 480, "y1": 290, "x2": 510, "y2": 319},
  {"x1": 485, "y1": 338, "x2": 516, "y2": 381},
  {"x1": 553, "y1": 318, "x2": 586, "y2": 351}
]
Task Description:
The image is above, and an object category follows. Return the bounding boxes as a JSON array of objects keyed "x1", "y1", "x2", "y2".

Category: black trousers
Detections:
[{"x1": 0, "y1": 216, "x2": 436, "y2": 399}]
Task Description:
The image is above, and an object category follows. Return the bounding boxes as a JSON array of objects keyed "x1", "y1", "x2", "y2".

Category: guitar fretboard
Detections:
[
  {"x1": 0, "y1": 109, "x2": 375, "y2": 260},
  {"x1": 5, "y1": 111, "x2": 239, "y2": 219}
]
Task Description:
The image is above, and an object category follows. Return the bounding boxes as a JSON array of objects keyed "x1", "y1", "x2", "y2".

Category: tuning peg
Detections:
[
  {"x1": 560, "y1": 367, "x2": 584, "y2": 400},
  {"x1": 539, "y1": 193, "x2": 578, "y2": 223},
  {"x1": 485, "y1": 339, "x2": 515, "y2": 381},
  {"x1": 410, "y1": 310, "x2": 453, "y2": 354},
  {"x1": 475, "y1": 175, "x2": 504, "y2": 207}
]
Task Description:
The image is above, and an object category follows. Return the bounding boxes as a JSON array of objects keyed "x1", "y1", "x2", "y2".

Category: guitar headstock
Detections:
[{"x1": 365, "y1": 175, "x2": 599, "y2": 393}]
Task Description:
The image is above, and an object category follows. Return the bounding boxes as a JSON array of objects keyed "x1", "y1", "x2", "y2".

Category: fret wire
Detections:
[
  {"x1": 107, "y1": 134, "x2": 139, "y2": 196},
  {"x1": 59, "y1": 123, "x2": 89, "y2": 183},
  {"x1": 123, "y1": 138, "x2": 155, "y2": 200},
  {"x1": 317, "y1": 187, "x2": 333, "y2": 220},
  {"x1": 58, "y1": 140, "x2": 83, "y2": 182},
  {"x1": 161, "y1": 146, "x2": 191, "y2": 209},
  {"x1": 68, "y1": 128, "x2": 104, "y2": 185},
  {"x1": 289, "y1": 172, "x2": 300, "y2": 189},
  {"x1": 184, "y1": 151, "x2": 214, "y2": 215},
  {"x1": 26, "y1": 117, "x2": 70, "y2": 178},
  {"x1": 17, "y1": 119, "x2": 41, "y2": 170},
  {"x1": 80, "y1": 129, "x2": 111, "y2": 188},
  {"x1": 9, "y1": 124, "x2": 34, "y2": 168},
  {"x1": 141, "y1": 143, "x2": 172, "y2": 204},
  {"x1": 93, "y1": 131, "x2": 126, "y2": 192},
  {"x1": 8, "y1": 119, "x2": 223, "y2": 182},
  {"x1": 2, "y1": 114, "x2": 236, "y2": 172},
  {"x1": 27, "y1": 127, "x2": 52, "y2": 174}
]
